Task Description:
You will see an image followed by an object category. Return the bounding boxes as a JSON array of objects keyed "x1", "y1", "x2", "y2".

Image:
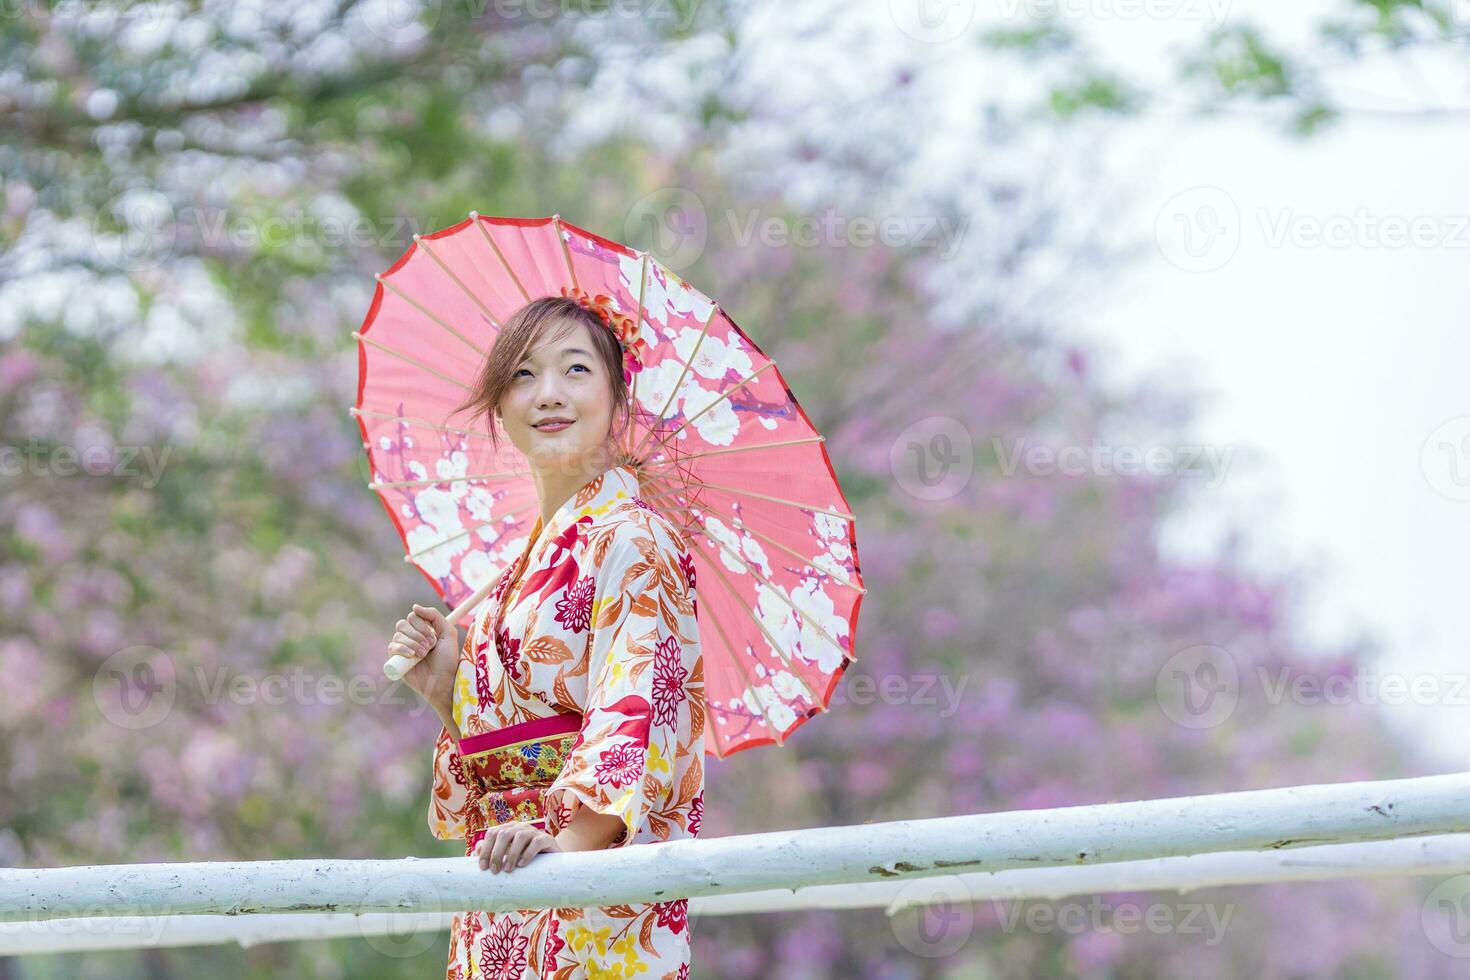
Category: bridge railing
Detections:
[{"x1": 4, "y1": 771, "x2": 1469, "y2": 956}]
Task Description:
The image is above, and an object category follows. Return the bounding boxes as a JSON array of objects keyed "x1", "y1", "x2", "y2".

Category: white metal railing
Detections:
[
  {"x1": 4, "y1": 771, "x2": 1470, "y2": 955},
  {"x1": 7, "y1": 833, "x2": 1470, "y2": 955}
]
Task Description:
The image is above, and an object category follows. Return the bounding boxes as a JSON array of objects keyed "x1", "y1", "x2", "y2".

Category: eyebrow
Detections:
[{"x1": 521, "y1": 347, "x2": 594, "y2": 363}]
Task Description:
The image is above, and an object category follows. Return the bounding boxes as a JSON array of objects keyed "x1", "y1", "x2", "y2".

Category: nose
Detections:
[{"x1": 534, "y1": 372, "x2": 567, "y2": 408}]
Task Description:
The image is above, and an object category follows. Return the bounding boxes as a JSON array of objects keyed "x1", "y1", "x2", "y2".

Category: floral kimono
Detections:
[{"x1": 428, "y1": 463, "x2": 705, "y2": 980}]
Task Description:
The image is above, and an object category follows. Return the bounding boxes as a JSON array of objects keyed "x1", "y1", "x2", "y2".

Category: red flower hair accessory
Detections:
[{"x1": 560, "y1": 286, "x2": 648, "y2": 384}]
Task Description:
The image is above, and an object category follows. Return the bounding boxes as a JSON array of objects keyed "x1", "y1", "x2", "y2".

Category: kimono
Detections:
[{"x1": 428, "y1": 463, "x2": 705, "y2": 980}]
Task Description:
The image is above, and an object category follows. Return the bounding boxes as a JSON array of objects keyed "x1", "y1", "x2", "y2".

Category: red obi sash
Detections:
[{"x1": 460, "y1": 712, "x2": 583, "y2": 857}]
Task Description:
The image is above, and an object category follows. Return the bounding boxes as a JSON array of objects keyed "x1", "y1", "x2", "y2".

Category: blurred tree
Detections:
[{"x1": 0, "y1": 1, "x2": 1451, "y2": 978}]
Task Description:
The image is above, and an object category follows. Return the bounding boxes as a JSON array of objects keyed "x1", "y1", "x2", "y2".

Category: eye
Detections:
[
  {"x1": 514, "y1": 368, "x2": 531, "y2": 378},
  {"x1": 569, "y1": 363, "x2": 589, "y2": 374}
]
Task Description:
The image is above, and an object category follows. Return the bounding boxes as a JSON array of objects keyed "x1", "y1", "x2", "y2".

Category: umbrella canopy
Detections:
[{"x1": 353, "y1": 212, "x2": 864, "y2": 757}]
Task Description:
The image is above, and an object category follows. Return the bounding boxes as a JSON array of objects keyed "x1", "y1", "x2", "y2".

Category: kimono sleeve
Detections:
[
  {"x1": 544, "y1": 516, "x2": 699, "y2": 849},
  {"x1": 426, "y1": 619, "x2": 476, "y2": 841}
]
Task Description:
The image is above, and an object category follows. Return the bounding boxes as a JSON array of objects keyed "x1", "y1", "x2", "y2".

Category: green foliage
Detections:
[
  {"x1": 981, "y1": 24, "x2": 1076, "y2": 55},
  {"x1": 1048, "y1": 73, "x2": 1137, "y2": 117},
  {"x1": 1191, "y1": 25, "x2": 1292, "y2": 99}
]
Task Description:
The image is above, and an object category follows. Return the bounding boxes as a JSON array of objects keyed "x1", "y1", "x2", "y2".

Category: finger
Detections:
[
  {"x1": 516, "y1": 834, "x2": 551, "y2": 867},
  {"x1": 485, "y1": 827, "x2": 513, "y2": 874},
  {"x1": 476, "y1": 833, "x2": 496, "y2": 872},
  {"x1": 502, "y1": 828, "x2": 538, "y2": 872},
  {"x1": 484, "y1": 824, "x2": 534, "y2": 873},
  {"x1": 391, "y1": 633, "x2": 426, "y2": 656}
]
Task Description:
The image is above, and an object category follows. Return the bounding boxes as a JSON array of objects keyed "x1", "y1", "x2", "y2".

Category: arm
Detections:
[
  {"x1": 426, "y1": 621, "x2": 475, "y2": 841},
  {"x1": 428, "y1": 694, "x2": 463, "y2": 755},
  {"x1": 541, "y1": 516, "x2": 700, "y2": 849},
  {"x1": 552, "y1": 805, "x2": 627, "y2": 852}
]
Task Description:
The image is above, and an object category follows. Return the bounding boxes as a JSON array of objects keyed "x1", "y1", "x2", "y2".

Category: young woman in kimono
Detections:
[{"x1": 393, "y1": 295, "x2": 705, "y2": 980}]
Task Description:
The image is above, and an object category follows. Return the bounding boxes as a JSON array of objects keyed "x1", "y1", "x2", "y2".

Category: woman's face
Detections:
[{"x1": 497, "y1": 319, "x2": 616, "y2": 473}]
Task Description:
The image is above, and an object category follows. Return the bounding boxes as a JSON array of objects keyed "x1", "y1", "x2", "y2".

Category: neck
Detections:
[{"x1": 533, "y1": 448, "x2": 616, "y2": 530}]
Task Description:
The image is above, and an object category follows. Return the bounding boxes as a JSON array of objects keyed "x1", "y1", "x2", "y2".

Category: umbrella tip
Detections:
[
  {"x1": 412, "y1": 233, "x2": 421, "y2": 241},
  {"x1": 469, "y1": 210, "x2": 479, "y2": 219}
]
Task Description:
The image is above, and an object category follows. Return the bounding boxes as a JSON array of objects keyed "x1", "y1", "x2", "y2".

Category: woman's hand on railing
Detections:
[{"x1": 475, "y1": 822, "x2": 563, "y2": 874}]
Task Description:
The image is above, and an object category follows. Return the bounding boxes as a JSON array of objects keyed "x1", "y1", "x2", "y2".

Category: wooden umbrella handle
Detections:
[{"x1": 381, "y1": 575, "x2": 501, "y2": 681}]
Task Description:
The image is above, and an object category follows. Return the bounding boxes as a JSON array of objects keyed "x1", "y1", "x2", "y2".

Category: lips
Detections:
[{"x1": 534, "y1": 419, "x2": 574, "y2": 431}]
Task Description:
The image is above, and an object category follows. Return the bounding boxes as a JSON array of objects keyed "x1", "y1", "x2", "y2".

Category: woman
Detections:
[{"x1": 392, "y1": 295, "x2": 705, "y2": 980}]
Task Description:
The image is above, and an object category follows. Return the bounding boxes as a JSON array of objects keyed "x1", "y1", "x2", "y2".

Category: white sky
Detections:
[
  {"x1": 1055, "y1": 5, "x2": 1470, "y2": 771},
  {"x1": 1093, "y1": 110, "x2": 1470, "y2": 773}
]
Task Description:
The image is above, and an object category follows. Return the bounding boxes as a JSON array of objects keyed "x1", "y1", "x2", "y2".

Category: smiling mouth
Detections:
[{"x1": 535, "y1": 420, "x2": 574, "y2": 431}]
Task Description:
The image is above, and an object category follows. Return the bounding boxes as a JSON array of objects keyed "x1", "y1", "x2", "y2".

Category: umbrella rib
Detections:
[
  {"x1": 368, "y1": 469, "x2": 534, "y2": 491},
  {"x1": 373, "y1": 274, "x2": 485, "y2": 357},
  {"x1": 413, "y1": 233, "x2": 499, "y2": 326},
  {"x1": 469, "y1": 211, "x2": 530, "y2": 303},
  {"x1": 629, "y1": 304, "x2": 719, "y2": 463},
  {"x1": 677, "y1": 536, "x2": 786, "y2": 744},
  {"x1": 623, "y1": 252, "x2": 650, "y2": 461},
  {"x1": 552, "y1": 214, "x2": 579, "y2": 292},
  {"x1": 683, "y1": 512, "x2": 863, "y2": 594},
  {"x1": 352, "y1": 331, "x2": 473, "y2": 393},
  {"x1": 687, "y1": 536, "x2": 824, "y2": 708},
  {"x1": 405, "y1": 502, "x2": 537, "y2": 562},
  {"x1": 647, "y1": 473, "x2": 857, "y2": 522},
  {"x1": 350, "y1": 407, "x2": 497, "y2": 443},
  {"x1": 643, "y1": 487, "x2": 852, "y2": 655},
  {"x1": 641, "y1": 361, "x2": 775, "y2": 459},
  {"x1": 736, "y1": 521, "x2": 864, "y2": 593},
  {"x1": 644, "y1": 491, "x2": 851, "y2": 657},
  {"x1": 639, "y1": 435, "x2": 827, "y2": 468}
]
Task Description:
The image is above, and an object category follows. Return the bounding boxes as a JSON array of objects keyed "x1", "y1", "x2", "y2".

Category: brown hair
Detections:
[{"x1": 448, "y1": 296, "x2": 632, "y2": 453}]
